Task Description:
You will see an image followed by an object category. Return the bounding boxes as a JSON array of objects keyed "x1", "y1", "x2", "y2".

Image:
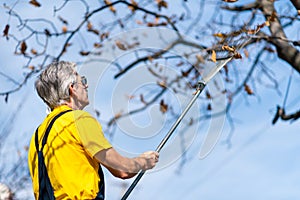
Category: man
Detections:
[{"x1": 28, "y1": 61, "x2": 159, "y2": 199}]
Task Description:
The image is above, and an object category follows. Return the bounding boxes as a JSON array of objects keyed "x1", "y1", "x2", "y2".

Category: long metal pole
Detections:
[
  {"x1": 121, "y1": 82, "x2": 205, "y2": 200},
  {"x1": 121, "y1": 56, "x2": 233, "y2": 200}
]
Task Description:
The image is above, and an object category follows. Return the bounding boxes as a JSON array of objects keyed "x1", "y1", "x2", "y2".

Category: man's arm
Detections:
[{"x1": 94, "y1": 148, "x2": 159, "y2": 179}]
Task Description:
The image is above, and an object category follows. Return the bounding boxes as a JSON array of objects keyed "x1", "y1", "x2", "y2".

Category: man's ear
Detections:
[{"x1": 69, "y1": 83, "x2": 75, "y2": 96}]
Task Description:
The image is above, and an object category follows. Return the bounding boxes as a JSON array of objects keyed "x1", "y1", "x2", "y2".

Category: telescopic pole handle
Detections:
[{"x1": 121, "y1": 82, "x2": 206, "y2": 200}]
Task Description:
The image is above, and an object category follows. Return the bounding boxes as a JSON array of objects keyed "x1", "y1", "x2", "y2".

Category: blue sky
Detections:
[{"x1": 0, "y1": 1, "x2": 300, "y2": 200}]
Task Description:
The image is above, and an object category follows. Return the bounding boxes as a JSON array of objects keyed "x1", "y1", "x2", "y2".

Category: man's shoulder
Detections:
[
  {"x1": 71, "y1": 109, "x2": 90, "y2": 115},
  {"x1": 70, "y1": 110, "x2": 96, "y2": 121}
]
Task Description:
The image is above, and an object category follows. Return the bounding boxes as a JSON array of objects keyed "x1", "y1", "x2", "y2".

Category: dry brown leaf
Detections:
[
  {"x1": 87, "y1": 21, "x2": 93, "y2": 30},
  {"x1": 181, "y1": 70, "x2": 189, "y2": 77},
  {"x1": 136, "y1": 20, "x2": 143, "y2": 25},
  {"x1": 156, "y1": 0, "x2": 168, "y2": 9},
  {"x1": 257, "y1": 23, "x2": 266, "y2": 30},
  {"x1": 88, "y1": 29, "x2": 100, "y2": 35},
  {"x1": 104, "y1": 0, "x2": 111, "y2": 5},
  {"x1": 207, "y1": 103, "x2": 212, "y2": 111},
  {"x1": 109, "y1": 5, "x2": 116, "y2": 13},
  {"x1": 115, "y1": 40, "x2": 127, "y2": 50},
  {"x1": 100, "y1": 32, "x2": 109, "y2": 41},
  {"x1": 147, "y1": 22, "x2": 155, "y2": 27},
  {"x1": 206, "y1": 91, "x2": 212, "y2": 99},
  {"x1": 109, "y1": 4, "x2": 116, "y2": 13},
  {"x1": 160, "y1": 22, "x2": 168, "y2": 27},
  {"x1": 86, "y1": 21, "x2": 100, "y2": 35},
  {"x1": 148, "y1": 56, "x2": 153, "y2": 62},
  {"x1": 114, "y1": 112, "x2": 122, "y2": 119},
  {"x1": 213, "y1": 33, "x2": 227, "y2": 38},
  {"x1": 28, "y1": 65, "x2": 35, "y2": 70},
  {"x1": 127, "y1": 41, "x2": 140, "y2": 49},
  {"x1": 128, "y1": 0, "x2": 138, "y2": 12},
  {"x1": 264, "y1": 46, "x2": 275, "y2": 53},
  {"x1": 211, "y1": 50, "x2": 216, "y2": 63},
  {"x1": 29, "y1": 0, "x2": 41, "y2": 7},
  {"x1": 44, "y1": 29, "x2": 51, "y2": 36},
  {"x1": 104, "y1": 0, "x2": 116, "y2": 13},
  {"x1": 62, "y1": 43, "x2": 72, "y2": 54},
  {"x1": 62, "y1": 26, "x2": 68, "y2": 33},
  {"x1": 157, "y1": 81, "x2": 167, "y2": 88},
  {"x1": 108, "y1": 111, "x2": 122, "y2": 126},
  {"x1": 222, "y1": 45, "x2": 235, "y2": 52},
  {"x1": 233, "y1": 52, "x2": 242, "y2": 59},
  {"x1": 79, "y1": 51, "x2": 90, "y2": 56},
  {"x1": 31, "y1": 49, "x2": 37, "y2": 55},
  {"x1": 268, "y1": 11, "x2": 277, "y2": 22},
  {"x1": 20, "y1": 41, "x2": 27, "y2": 54},
  {"x1": 3, "y1": 24, "x2": 9, "y2": 38},
  {"x1": 94, "y1": 43, "x2": 103, "y2": 48},
  {"x1": 244, "y1": 84, "x2": 254, "y2": 95},
  {"x1": 148, "y1": 22, "x2": 167, "y2": 27},
  {"x1": 247, "y1": 28, "x2": 257, "y2": 35},
  {"x1": 222, "y1": 0, "x2": 238, "y2": 2},
  {"x1": 160, "y1": 99, "x2": 168, "y2": 114},
  {"x1": 244, "y1": 49, "x2": 249, "y2": 58}
]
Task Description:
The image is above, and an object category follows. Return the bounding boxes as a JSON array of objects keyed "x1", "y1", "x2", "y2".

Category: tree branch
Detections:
[
  {"x1": 290, "y1": 0, "x2": 300, "y2": 10},
  {"x1": 221, "y1": 1, "x2": 260, "y2": 11},
  {"x1": 56, "y1": 0, "x2": 180, "y2": 60},
  {"x1": 272, "y1": 106, "x2": 300, "y2": 124},
  {"x1": 259, "y1": 0, "x2": 300, "y2": 74}
]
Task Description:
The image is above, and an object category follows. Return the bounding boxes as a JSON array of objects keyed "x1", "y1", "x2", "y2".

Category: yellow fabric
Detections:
[{"x1": 28, "y1": 105, "x2": 112, "y2": 200}]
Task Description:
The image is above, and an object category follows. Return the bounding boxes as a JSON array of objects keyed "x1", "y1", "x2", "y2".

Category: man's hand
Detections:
[{"x1": 139, "y1": 151, "x2": 159, "y2": 171}]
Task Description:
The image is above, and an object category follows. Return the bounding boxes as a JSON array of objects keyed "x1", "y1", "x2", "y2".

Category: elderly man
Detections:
[{"x1": 28, "y1": 61, "x2": 159, "y2": 200}]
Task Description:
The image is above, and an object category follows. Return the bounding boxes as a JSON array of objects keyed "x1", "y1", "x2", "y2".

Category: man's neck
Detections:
[{"x1": 65, "y1": 98, "x2": 84, "y2": 110}]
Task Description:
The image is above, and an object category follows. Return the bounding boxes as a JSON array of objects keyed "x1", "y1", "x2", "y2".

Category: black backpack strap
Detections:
[
  {"x1": 94, "y1": 166, "x2": 105, "y2": 200},
  {"x1": 34, "y1": 109, "x2": 72, "y2": 200},
  {"x1": 35, "y1": 110, "x2": 72, "y2": 151}
]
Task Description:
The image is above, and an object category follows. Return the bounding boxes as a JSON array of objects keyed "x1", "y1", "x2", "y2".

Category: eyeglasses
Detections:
[
  {"x1": 73, "y1": 76, "x2": 87, "y2": 86},
  {"x1": 80, "y1": 76, "x2": 87, "y2": 86}
]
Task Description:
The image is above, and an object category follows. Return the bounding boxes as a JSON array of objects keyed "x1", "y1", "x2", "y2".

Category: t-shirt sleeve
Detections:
[{"x1": 73, "y1": 111, "x2": 112, "y2": 156}]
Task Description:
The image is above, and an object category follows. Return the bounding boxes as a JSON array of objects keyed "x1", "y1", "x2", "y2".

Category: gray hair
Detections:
[{"x1": 35, "y1": 61, "x2": 77, "y2": 110}]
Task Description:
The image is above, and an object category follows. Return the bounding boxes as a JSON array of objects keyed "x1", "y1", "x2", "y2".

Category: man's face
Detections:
[{"x1": 73, "y1": 74, "x2": 89, "y2": 109}]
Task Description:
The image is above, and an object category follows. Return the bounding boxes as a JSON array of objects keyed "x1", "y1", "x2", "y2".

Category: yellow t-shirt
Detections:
[{"x1": 28, "y1": 105, "x2": 112, "y2": 199}]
